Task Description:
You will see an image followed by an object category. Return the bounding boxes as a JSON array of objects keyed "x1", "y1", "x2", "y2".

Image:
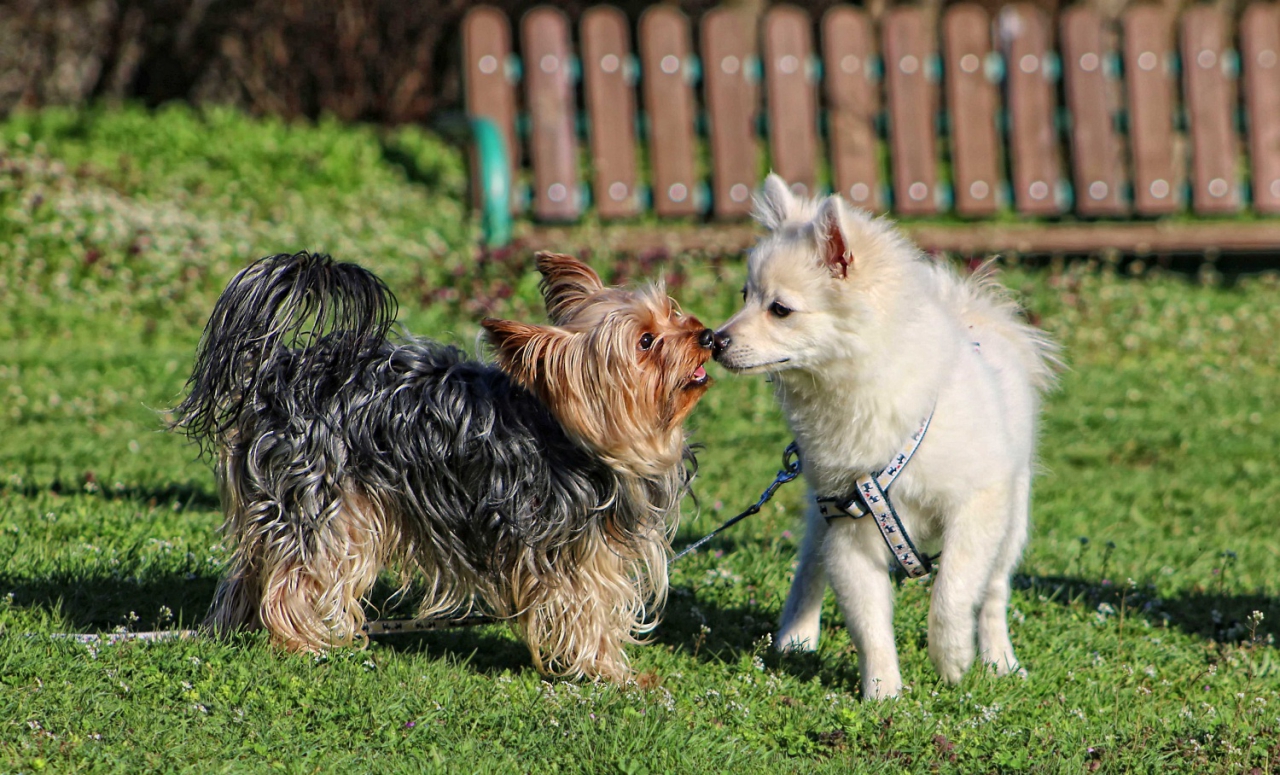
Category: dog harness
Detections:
[{"x1": 815, "y1": 408, "x2": 937, "y2": 578}]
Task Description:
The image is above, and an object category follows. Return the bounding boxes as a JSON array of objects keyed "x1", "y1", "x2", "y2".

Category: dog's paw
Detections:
[
  {"x1": 981, "y1": 649, "x2": 1021, "y2": 678},
  {"x1": 861, "y1": 675, "x2": 903, "y2": 701},
  {"x1": 929, "y1": 642, "x2": 976, "y2": 686},
  {"x1": 774, "y1": 628, "x2": 820, "y2": 653}
]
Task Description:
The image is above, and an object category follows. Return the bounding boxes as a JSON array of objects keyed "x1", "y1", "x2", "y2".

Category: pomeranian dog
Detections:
[
  {"x1": 712, "y1": 175, "x2": 1059, "y2": 699},
  {"x1": 174, "y1": 250, "x2": 714, "y2": 681}
]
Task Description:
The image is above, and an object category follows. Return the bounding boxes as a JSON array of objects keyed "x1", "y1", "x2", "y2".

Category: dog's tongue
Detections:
[{"x1": 692, "y1": 365, "x2": 707, "y2": 381}]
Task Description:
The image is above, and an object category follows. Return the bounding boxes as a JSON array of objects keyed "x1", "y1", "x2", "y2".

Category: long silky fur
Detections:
[{"x1": 173, "y1": 252, "x2": 695, "y2": 679}]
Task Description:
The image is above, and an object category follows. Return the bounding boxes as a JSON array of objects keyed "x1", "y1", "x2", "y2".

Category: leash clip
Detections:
[{"x1": 778, "y1": 441, "x2": 802, "y2": 484}]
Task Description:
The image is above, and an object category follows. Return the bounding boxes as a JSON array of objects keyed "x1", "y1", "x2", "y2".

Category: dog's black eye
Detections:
[
  {"x1": 639, "y1": 333, "x2": 655, "y2": 350},
  {"x1": 770, "y1": 302, "x2": 793, "y2": 318},
  {"x1": 741, "y1": 286, "x2": 747, "y2": 301}
]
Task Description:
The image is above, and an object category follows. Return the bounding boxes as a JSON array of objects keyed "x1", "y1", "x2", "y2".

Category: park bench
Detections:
[{"x1": 460, "y1": 3, "x2": 1280, "y2": 256}]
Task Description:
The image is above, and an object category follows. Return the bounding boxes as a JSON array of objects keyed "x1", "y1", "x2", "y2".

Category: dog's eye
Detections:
[
  {"x1": 741, "y1": 286, "x2": 747, "y2": 301},
  {"x1": 639, "y1": 333, "x2": 655, "y2": 350},
  {"x1": 770, "y1": 302, "x2": 793, "y2": 318}
]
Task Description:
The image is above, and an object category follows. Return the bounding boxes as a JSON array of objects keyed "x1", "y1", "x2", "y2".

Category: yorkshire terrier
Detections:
[{"x1": 174, "y1": 250, "x2": 714, "y2": 680}]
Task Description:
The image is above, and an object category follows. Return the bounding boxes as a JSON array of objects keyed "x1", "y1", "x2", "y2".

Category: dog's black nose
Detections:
[
  {"x1": 711, "y1": 330, "x2": 730, "y2": 356},
  {"x1": 698, "y1": 328, "x2": 715, "y2": 350}
]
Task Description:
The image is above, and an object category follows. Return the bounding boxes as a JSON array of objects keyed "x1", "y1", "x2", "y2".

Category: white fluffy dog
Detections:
[{"x1": 712, "y1": 175, "x2": 1059, "y2": 699}]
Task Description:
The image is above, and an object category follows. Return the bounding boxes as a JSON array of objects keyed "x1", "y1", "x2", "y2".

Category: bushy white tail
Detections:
[{"x1": 932, "y1": 260, "x2": 1062, "y2": 391}]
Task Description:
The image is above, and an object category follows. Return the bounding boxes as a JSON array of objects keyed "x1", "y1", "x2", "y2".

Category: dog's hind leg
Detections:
[
  {"x1": 257, "y1": 489, "x2": 393, "y2": 652},
  {"x1": 928, "y1": 481, "x2": 1014, "y2": 685},
  {"x1": 977, "y1": 469, "x2": 1030, "y2": 676},
  {"x1": 776, "y1": 497, "x2": 828, "y2": 652},
  {"x1": 824, "y1": 519, "x2": 903, "y2": 700},
  {"x1": 205, "y1": 559, "x2": 263, "y2": 635}
]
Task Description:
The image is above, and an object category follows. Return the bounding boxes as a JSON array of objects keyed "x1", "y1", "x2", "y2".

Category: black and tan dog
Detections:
[{"x1": 174, "y1": 250, "x2": 714, "y2": 680}]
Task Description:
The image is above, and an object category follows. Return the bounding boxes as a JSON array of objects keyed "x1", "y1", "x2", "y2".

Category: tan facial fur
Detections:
[{"x1": 483, "y1": 252, "x2": 714, "y2": 477}]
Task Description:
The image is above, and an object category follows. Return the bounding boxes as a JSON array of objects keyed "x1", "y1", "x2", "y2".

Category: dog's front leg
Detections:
[
  {"x1": 928, "y1": 483, "x2": 1012, "y2": 685},
  {"x1": 824, "y1": 520, "x2": 902, "y2": 700},
  {"x1": 776, "y1": 497, "x2": 828, "y2": 652}
]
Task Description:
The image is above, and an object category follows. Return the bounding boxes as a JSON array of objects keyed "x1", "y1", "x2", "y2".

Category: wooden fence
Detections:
[{"x1": 463, "y1": 3, "x2": 1280, "y2": 253}]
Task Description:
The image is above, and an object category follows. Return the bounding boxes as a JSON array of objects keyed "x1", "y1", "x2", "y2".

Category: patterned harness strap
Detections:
[{"x1": 815, "y1": 409, "x2": 937, "y2": 578}]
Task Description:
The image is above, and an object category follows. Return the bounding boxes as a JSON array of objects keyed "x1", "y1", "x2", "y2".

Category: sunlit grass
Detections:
[{"x1": 1, "y1": 106, "x2": 1278, "y2": 773}]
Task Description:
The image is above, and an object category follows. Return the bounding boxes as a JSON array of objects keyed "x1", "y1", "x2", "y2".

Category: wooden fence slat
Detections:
[
  {"x1": 1181, "y1": 6, "x2": 1241, "y2": 214},
  {"x1": 1060, "y1": 7, "x2": 1126, "y2": 216},
  {"x1": 1123, "y1": 5, "x2": 1179, "y2": 215},
  {"x1": 764, "y1": 5, "x2": 820, "y2": 197},
  {"x1": 942, "y1": 4, "x2": 1001, "y2": 217},
  {"x1": 639, "y1": 6, "x2": 700, "y2": 217},
  {"x1": 702, "y1": 8, "x2": 760, "y2": 219},
  {"x1": 1241, "y1": 2, "x2": 1280, "y2": 214},
  {"x1": 883, "y1": 7, "x2": 939, "y2": 215},
  {"x1": 999, "y1": 4, "x2": 1063, "y2": 216},
  {"x1": 522, "y1": 7, "x2": 580, "y2": 221},
  {"x1": 581, "y1": 7, "x2": 639, "y2": 219},
  {"x1": 823, "y1": 5, "x2": 882, "y2": 211},
  {"x1": 463, "y1": 6, "x2": 520, "y2": 213}
]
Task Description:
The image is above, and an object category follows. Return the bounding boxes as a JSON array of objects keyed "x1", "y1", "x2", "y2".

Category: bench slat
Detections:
[
  {"x1": 1060, "y1": 7, "x2": 1126, "y2": 216},
  {"x1": 702, "y1": 8, "x2": 760, "y2": 219},
  {"x1": 462, "y1": 6, "x2": 520, "y2": 212},
  {"x1": 1181, "y1": 6, "x2": 1241, "y2": 214},
  {"x1": 823, "y1": 6, "x2": 882, "y2": 211},
  {"x1": 1122, "y1": 5, "x2": 1179, "y2": 215},
  {"x1": 522, "y1": 7, "x2": 580, "y2": 221},
  {"x1": 942, "y1": 4, "x2": 1001, "y2": 217},
  {"x1": 1241, "y1": 2, "x2": 1280, "y2": 214},
  {"x1": 639, "y1": 6, "x2": 700, "y2": 217},
  {"x1": 581, "y1": 7, "x2": 639, "y2": 219},
  {"x1": 1000, "y1": 4, "x2": 1063, "y2": 216},
  {"x1": 883, "y1": 7, "x2": 939, "y2": 215},
  {"x1": 764, "y1": 5, "x2": 820, "y2": 197}
]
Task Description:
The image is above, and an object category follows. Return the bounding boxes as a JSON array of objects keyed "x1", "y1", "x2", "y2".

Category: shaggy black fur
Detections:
[{"x1": 174, "y1": 251, "x2": 691, "y2": 616}]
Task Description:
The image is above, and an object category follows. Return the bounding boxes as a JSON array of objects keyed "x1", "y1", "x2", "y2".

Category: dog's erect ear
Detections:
[
  {"x1": 482, "y1": 318, "x2": 573, "y2": 389},
  {"x1": 815, "y1": 197, "x2": 853, "y2": 279},
  {"x1": 752, "y1": 173, "x2": 800, "y2": 231},
  {"x1": 535, "y1": 252, "x2": 605, "y2": 324}
]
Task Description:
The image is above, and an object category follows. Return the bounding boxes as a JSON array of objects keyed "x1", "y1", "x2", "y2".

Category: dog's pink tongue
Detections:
[{"x1": 692, "y1": 365, "x2": 707, "y2": 381}]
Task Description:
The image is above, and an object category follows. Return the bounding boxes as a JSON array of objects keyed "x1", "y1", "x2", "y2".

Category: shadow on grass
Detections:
[
  {"x1": 652, "y1": 584, "x2": 864, "y2": 689},
  {"x1": 1014, "y1": 573, "x2": 1279, "y2": 645},
  {"x1": 2, "y1": 570, "x2": 219, "y2": 632},
  {"x1": 3, "y1": 566, "x2": 536, "y2": 673},
  {"x1": 2, "y1": 480, "x2": 221, "y2": 512},
  {"x1": 7, "y1": 556, "x2": 1273, "y2": 682},
  {"x1": 371, "y1": 624, "x2": 535, "y2": 675}
]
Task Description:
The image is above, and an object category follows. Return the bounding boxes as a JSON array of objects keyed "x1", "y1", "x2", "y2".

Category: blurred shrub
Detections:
[
  {"x1": 1, "y1": 0, "x2": 883, "y2": 125},
  {"x1": 0, "y1": 104, "x2": 473, "y2": 331}
]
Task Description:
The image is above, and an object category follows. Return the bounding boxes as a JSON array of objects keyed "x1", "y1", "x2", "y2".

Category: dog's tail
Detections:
[
  {"x1": 950, "y1": 260, "x2": 1063, "y2": 392},
  {"x1": 172, "y1": 251, "x2": 398, "y2": 452}
]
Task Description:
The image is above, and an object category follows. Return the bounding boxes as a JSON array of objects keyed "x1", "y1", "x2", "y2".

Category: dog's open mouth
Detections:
[{"x1": 684, "y1": 365, "x2": 709, "y2": 388}]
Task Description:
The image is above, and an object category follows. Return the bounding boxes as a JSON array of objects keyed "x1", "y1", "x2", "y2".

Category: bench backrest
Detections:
[{"x1": 462, "y1": 2, "x2": 1280, "y2": 223}]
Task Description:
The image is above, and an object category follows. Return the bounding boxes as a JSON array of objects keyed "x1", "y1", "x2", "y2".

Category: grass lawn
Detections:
[{"x1": 1, "y1": 106, "x2": 1278, "y2": 773}]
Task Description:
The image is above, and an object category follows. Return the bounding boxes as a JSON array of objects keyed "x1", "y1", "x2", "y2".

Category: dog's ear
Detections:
[
  {"x1": 815, "y1": 197, "x2": 853, "y2": 279},
  {"x1": 535, "y1": 252, "x2": 604, "y2": 324},
  {"x1": 482, "y1": 318, "x2": 573, "y2": 390},
  {"x1": 752, "y1": 173, "x2": 800, "y2": 231}
]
